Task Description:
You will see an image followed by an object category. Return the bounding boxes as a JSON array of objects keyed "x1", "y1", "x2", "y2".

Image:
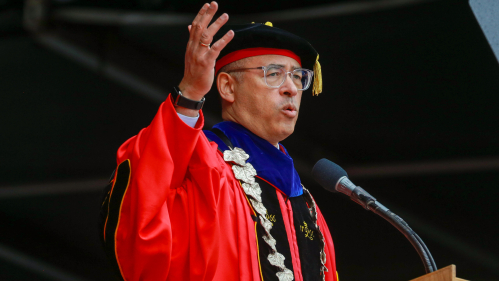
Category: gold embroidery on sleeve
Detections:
[
  {"x1": 300, "y1": 221, "x2": 314, "y2": 240},
  {"x1": 266, "y1": 211, "x2": 277, "y2": 226}
]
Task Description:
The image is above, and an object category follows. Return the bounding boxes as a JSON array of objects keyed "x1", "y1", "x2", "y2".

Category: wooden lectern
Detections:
[{"x1": 410, "y1": 265, "x2": 467, "y2": 281}]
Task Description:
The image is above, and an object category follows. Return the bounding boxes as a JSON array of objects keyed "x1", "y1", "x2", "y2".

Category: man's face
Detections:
[{"x1": 230, "y1": 55, "x2": 303, "y2": 145}]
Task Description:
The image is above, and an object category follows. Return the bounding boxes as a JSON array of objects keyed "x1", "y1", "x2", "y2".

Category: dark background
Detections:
[{"x1": 1, "y1": 0, "x2": 498, "y2": 280}]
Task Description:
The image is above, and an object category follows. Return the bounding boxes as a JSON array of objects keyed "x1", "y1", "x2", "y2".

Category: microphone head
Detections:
[{"x1": 312, "y1": 158, "x2": 348, "y2": 193}]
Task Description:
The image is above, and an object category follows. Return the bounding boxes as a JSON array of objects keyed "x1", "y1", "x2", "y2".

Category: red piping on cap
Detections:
[{"x1": 215, "y1": 47, "x2": 302, "y2": 73}]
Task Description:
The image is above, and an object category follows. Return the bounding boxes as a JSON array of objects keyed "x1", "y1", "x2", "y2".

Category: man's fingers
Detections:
[
  {"x1": 188, "y1": 3, "x2": 209, "y2": 42},
  {"x1": 205, "y1": 13, "x2": 229, "y2": 40},
  {"x1": 195, "y1": 1, "x2": 219, "y2": 44},
  {"x1": 200, "y1": 1, "x2": 219, "y2": 29},
  {"x1": 207, "y1": 30, "x2": 234, "y2": 60},
  {"x1": 192, "y1": 3, "x2": 209, "y2": 25}
]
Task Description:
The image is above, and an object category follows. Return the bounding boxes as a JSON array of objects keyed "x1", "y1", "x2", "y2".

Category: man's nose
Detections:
[{"x1": 280, "y1": 72, "x2": 298, "y2": 96}]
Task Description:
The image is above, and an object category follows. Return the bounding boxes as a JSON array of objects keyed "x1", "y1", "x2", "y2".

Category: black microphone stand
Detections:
[{"x1": 349, "y1": 186, "x2": 437, "y2": 273}]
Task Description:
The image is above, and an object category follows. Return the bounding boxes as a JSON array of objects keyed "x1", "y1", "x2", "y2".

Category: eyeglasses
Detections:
[{"x1": 225, "y1": 65, "x2": 314, "y2": 91}]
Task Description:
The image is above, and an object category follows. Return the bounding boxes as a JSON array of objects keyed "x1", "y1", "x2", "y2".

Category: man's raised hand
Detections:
[{"x1": 178, "y1": 2, "x2": 234, "y2": 108}]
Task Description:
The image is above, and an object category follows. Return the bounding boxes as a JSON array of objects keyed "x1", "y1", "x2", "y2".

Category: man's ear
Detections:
[{"x1": 217, "y1": 72, "x2": 236, "y2": 103}]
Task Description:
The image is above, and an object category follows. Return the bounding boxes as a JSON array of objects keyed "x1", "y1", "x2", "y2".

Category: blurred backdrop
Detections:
[{"x1": 1, "y1": 0, "x2": 498, "y2": 280}]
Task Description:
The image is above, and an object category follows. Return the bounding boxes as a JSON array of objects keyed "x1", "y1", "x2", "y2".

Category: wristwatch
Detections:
[{"x1": 171, "y1": 86, "x2": 205, "y2": 110}]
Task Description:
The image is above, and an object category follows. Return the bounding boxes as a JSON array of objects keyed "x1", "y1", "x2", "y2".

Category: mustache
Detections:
[{"x1": 278, "y1": 99, "x2": 298, "y2": 111}]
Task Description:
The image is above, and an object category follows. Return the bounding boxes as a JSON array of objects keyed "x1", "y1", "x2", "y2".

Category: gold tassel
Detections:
[
  {"x1": 265, "y1": 21, "x2": 273, "y2": 27},
  {"x1": 312, "y1": 54, "x2": 322, "y2": 96}
]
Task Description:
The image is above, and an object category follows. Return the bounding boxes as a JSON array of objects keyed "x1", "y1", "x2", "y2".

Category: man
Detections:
[{"x1": 100, "y1": 2, "x2": 337, "y2": 281}]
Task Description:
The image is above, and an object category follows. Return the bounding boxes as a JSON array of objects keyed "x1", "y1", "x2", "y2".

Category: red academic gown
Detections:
[{"x1": 102, "y1": 96, "x2": 337, "y2": 281}]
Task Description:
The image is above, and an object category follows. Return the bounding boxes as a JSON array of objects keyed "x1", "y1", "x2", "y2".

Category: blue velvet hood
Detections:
[{"x1": 204, "y1": 121, "x2": 303, "y2": 197}]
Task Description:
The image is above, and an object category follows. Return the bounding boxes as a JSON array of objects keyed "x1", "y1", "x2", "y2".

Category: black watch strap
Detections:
[{"x1": 171, "y1": 86, "x2": 205, "y2": 110}]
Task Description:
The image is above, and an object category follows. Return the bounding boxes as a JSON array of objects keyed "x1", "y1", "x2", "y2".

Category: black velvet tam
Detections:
[{"x1": 214, "y1": 22, "x2": 318, "y2": 71}]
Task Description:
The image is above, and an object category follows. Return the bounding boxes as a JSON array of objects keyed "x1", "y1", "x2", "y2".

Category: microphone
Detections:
[
  {"x1": 312, "y1": 158, "x2": 389, "y2": 213},
  {"x1": 312, "y1": 158, "x2": 437, "y2": 273}
]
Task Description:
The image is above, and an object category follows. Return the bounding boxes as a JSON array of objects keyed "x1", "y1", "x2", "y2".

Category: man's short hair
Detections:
[{"x1": 218, "y1": 58, "x2": 249, "y2": 83}]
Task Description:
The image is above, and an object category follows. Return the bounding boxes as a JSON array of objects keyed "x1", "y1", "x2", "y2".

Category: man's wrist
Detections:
[
  {"x1": 171, "y1": 86, "x2": 205, "y2": 110},
  {"x1": 177, "y1": 86, "x2": 205, "y2": 102},
  {"x1": 177, "y1": 80, "x2": 206, "y2": 102}
]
